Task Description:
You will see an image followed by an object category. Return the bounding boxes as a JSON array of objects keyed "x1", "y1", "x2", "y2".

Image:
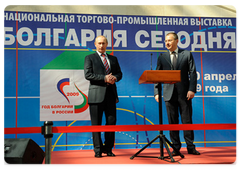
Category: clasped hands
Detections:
[{"x1": 105, "y1": 73, "x2": 117, "y2": 84}]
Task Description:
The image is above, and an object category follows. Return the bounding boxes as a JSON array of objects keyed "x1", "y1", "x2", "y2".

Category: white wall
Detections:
[{"x1": 5, "y1": 5, "x2": 236, "y2": 18}]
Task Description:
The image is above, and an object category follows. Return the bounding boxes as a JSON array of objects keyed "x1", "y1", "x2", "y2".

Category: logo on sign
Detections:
[{"x1": 57, "y1": 78, "x2": 89, "y2": 113}]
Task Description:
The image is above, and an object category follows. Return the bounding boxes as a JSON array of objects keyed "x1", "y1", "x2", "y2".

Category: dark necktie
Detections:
[
  {"x1": 172, "y1": 51, "x2": 177, "y2": 70},
  {"x1": 102, "y1": 54, "x2": 110, "y2": 74}
]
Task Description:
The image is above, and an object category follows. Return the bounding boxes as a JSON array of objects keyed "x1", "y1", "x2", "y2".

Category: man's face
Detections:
[
  {"x1": 165, "y1": 34, "x2": 178, "y2": 52},
  {"x1": 94, "y1": 36, "x2": 108, "y2": 53}
]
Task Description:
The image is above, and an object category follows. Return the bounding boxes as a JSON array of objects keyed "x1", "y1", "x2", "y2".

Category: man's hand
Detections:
[
  {"x1": 154, "y1": 94, "x2": 159, "y2": 103},
  {"x1": 187, "y1": 91, "x2": 195, "y2": 100},
  {"x1": 105, "y1": 73, "x2": 117, "y2": 84}
]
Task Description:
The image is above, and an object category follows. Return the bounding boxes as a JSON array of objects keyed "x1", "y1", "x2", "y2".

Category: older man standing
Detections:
[{"x1": 84, "y1": 35, "x2": 122, "y2": 158}]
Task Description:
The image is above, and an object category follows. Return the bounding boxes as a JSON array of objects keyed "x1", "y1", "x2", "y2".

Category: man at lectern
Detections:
[
  {"x1": 154, "y1": 32, "x2": 200, "y2": 155},
  {"x1": 84, "y1": 35, "x2": 122, "y2": 158}
]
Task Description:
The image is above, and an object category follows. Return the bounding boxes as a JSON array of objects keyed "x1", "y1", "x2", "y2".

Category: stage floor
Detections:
[{"x1": 49, "y1": 147, "x2": 236, "y2": 164}]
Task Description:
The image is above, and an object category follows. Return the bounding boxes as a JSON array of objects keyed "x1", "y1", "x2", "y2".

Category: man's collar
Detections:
[
  {"x1": 96, "y1": 51, "x2": 107, "y2": 56},
  {"x1": 169, "y1": 47, "x2": 178, "y2": 54}
]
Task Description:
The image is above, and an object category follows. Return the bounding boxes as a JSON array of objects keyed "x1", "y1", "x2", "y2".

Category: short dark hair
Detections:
[
  {"x1": 166, "y1": 32, "x2": 178, "y2": 40},
  {"x1": 95, "y1": 35, "x2": 108, "y2": 44}
]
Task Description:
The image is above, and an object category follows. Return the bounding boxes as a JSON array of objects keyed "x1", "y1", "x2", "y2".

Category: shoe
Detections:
[
  {"x1": 95, "y1": 152, "x2": 102, "y2": 158},
  {"x1": 102, "y1": 149, "x2": 116, "y2": 157},
  {"x1": 106, "y1": 152, "x2": 116, "y2": 157},
  {"x1": 188, "y1": 149, "x2": 200, "y2": 155}
]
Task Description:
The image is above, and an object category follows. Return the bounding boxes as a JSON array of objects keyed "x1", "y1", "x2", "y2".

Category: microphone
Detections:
[{"x1": 150, "y1": 53, "x2": 153, "y2": 70}]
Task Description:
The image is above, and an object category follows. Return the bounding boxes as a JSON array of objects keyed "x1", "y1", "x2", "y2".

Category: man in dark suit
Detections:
[
  {"x1": 84, "y1": 35, "x2": 122, "y2": 158},
  {"x1": 154, "y1": 32, "x2": 200, "y2": 155}
]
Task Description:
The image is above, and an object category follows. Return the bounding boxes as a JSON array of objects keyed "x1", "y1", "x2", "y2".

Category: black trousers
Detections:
[
  {"x1": 89, "y1": 86, "x2": 116, "y2": 153},
  {"x1": 165, "y1": 86, "x2": 195, "y2": 151}
]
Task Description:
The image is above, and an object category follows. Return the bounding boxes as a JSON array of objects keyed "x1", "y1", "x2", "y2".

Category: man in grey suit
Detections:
[
  {"x1": 84, "y1": 35, "x2": 122, "y2": 158},
  {"x1": 154, "y1": 32, "x2": 200, "y2": 155}
]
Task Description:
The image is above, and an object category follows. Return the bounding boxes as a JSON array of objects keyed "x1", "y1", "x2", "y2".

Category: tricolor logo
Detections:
[
  {"x1": 57, "y1": 78, "x2": 70, "y2": 103},
  {"x1": 57, "y1": 78, "x2": 89, "y2": 113}
]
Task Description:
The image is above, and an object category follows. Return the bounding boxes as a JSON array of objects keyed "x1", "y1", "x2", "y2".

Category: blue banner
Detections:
[{"x1": 4, "y1": 11, "x2": 236, "y2": 151}]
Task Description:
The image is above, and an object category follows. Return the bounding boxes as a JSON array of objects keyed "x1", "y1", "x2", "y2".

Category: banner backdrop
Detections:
[{"x1": 4, "y1": 11, "x2": 236, "y2": 150}]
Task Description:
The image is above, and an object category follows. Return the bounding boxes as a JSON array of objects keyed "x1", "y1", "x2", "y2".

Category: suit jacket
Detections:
[
  {"x1": 154, "y1": 48, "x2": 197, "y2": 101},
  {"x1": 84, "y1": 52, "x2": 122, "y2": 104}
]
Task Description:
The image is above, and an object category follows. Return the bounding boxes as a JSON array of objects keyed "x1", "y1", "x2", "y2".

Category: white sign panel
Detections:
[{"x1": 40, "y1": 69, "x2": 90, "y2": 121}]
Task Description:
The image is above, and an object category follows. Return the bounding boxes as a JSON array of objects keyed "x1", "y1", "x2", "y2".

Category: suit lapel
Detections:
[
  {"x1": 94, "y1": 52, "x2": 106, "y2": 70},
  {"x1": 163, "y1": 53, "x2": 172, "y2": 69},
  {"x1": 177, "y1": 49, "x2": 184, "y2": 69},
  {"x1": 107, "y1": 54, "x2": 113, "y2": 69},
  {"x1": 166, "y1": 53, "x2": 171, "y2": 64}
]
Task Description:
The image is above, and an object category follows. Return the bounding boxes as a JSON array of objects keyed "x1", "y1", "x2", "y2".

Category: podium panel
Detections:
[{"x1": 139, "y1": 70, "x2": 181, "y2": 84}]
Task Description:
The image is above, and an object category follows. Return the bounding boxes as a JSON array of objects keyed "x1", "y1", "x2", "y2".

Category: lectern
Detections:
[{"x1": 130, "y1": 70, "x2": 184, "y2": 162}]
